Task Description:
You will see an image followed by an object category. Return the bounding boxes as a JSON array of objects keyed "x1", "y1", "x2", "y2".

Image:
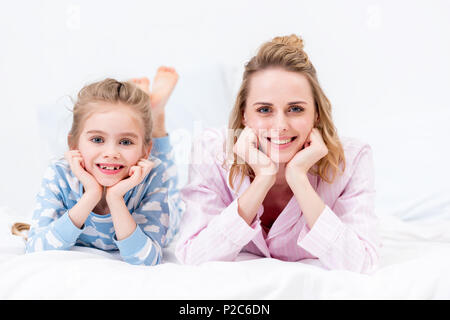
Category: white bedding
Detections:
[
  {"x1": 1, "y1": 209, "x2": 449, "y2": 300},
  {"x1": 1, "y1": 1, "x2": 450, "y2": 302}
]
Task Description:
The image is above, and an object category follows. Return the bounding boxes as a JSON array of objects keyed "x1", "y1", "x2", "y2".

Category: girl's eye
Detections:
[
  {"x1": 119, "y1": 139, "x2": 133, "y2": 146},
  {"x1": 289, "y1": 105, "x2": 304, "y2": 113},
  {"x1": 91, "y1": 137, "x2": 104, "y2": 143},
  {"x1": 257, "y1": 107, "x2": 271, "y2": 114}
]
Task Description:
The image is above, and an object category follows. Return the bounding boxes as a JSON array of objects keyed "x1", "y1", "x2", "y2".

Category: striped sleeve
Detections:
[
  {"x1": 297, "y1": 144, "x2": 380, "y2": 274},
  {"x1": 175, "y1": 131, "x2": 260, "y2": 265}
]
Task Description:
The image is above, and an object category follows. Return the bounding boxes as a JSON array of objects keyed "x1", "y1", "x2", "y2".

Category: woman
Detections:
[{"x1": 175, "y1": 35, "x2": 379, "y2": 273}]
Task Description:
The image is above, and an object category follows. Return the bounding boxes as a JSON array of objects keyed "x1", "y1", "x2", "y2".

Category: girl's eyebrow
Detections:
[{"x1": 86, "y1": 130, "x2": 139, "y2": 138}]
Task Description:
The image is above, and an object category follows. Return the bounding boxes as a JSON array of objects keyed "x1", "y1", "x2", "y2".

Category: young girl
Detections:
[
  {"x1": 13, "y1": 67, "x2": 183, "y2": 266},
  {"x1": 175, "y1": 35, "x2": 380, "y2": 273}
]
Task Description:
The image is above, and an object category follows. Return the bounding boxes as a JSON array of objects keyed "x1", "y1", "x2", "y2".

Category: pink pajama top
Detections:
[{"x1": 175, "y1": 128, "x2": 380, "y2": 274}]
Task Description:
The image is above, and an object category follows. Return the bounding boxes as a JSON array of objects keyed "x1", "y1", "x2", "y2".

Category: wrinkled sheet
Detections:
[{"x1": 1, "y1": 210, "x2": 449, "y2": 299}]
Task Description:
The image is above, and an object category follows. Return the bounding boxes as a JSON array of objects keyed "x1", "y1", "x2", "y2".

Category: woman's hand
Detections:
[
  {"x1": 233, "y1": 126, "x2": 278, "y2": 179},
  {"x1": 285, "y1": 128, "x2": 328, "y2": 180},
  {"x1": 233, "y1": 127, "x2": 278, "y2": 225},
  {"x1": 106, "y1": 159, "x2": 154, "y2": 201},
  {"x1": 64, "y1": 150, "x2": 103, "y2": 201}
]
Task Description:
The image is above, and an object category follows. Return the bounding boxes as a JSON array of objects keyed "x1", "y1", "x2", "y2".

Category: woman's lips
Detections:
[
  {"x1": 96, "y1": 163, "x2": 125, "y2": 175},
  {"x1": 266, "y1": 136, "x2": 297, "y2": 150}
]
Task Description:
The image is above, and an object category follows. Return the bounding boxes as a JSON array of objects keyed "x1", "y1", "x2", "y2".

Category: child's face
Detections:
[
  {"x1": 243, "y1": 67, "x2": 317, "y2": 164},
  {"x1": 75, "y1": 103, "x2": 151, "y2": 187}
]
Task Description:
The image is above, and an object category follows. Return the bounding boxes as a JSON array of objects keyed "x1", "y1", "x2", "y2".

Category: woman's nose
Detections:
[{"x1": 273, "y1": 113, "x2": 289, "y2": 132}]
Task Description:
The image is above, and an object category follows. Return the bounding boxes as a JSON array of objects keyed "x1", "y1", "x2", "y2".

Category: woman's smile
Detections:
[{"x1": 266, "y1": 136, "x2": 298, "y2": 150}]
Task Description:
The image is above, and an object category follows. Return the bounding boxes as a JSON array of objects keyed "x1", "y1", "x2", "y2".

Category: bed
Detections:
[
  {"x1": 1, "y1": 63, "x2": 449, "y2": 300},
  {"x1": 1, "y1": 208, "x2": 450, "y2": 299}
]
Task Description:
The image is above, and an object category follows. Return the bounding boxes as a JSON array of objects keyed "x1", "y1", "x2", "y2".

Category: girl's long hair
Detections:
[{"x1": 11, "y1": 222, "x2": 29, "y2": 240}]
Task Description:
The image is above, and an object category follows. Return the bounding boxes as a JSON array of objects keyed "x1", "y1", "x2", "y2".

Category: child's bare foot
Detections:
[
  {"x1": 130, "y1": 77, "x2": 151, "y2": 95},
  {"x1": 150, "y1": 66, "x2": 178, "y2": 111}
]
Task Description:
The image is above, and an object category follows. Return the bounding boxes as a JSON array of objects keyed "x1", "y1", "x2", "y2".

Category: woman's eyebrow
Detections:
[
  {"x1": 253, "y1": 100, "x2": 308, "y2": 106},
  {"x1": 253, "y1": 102, "x2": 272, "y2": 106},
  {"x1": 288, "y1": 100, "x2": 308, "y2": 105}
]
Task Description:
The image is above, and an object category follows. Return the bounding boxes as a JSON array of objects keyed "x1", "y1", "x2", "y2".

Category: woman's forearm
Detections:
[
  {"x1": 287, "y1": 172, "x2": 325, "y2": 229},
  {"x1": 237, "y1": 175, "x2": 275, "y2": 225}
]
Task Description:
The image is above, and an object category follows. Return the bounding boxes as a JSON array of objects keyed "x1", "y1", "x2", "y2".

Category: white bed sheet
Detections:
[{"x1": 1, "y1": 209, "x2": 450, "y2": 300}]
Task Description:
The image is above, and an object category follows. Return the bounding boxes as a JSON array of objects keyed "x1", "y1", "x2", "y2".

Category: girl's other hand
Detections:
[
  {"x1": 64, "y1": 150, "x2": 103, "y2": 200},
  {"x1": 106, "y1": 159, "x2": 154, "y2": 201},
  {"x1": 233, "y1": 126, "x2": 278, "y2": 178}
]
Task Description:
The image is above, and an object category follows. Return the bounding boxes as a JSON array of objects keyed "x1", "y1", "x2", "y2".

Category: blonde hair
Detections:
[
  {"x1": 228, "y1": 34, "x2": 345, "y2": 190},
  {"x1": 68, "y1": 78, "x2": 152, "y2": 150},
  {"x1": 12, "y1": 78, "x2": 152, "y2": 238}
]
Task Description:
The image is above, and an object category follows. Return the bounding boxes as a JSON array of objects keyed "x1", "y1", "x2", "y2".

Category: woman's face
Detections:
[
  {"x1": 75, "y1": 103, "x2": 151, "y2": 187},
  {"x1": 243, "y1": 67, "x2": 317, "y2": 164}
]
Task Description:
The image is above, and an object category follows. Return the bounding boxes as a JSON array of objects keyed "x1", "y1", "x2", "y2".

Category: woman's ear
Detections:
[
  {"x1": 242, "y1": 112, "x2": 247, "y2": 126},
  {"x1": 314, "y1": 112, "x2": 320, "y2": 128},
  {"x1": 67, "y1": 135, "x2": 75, "y2": 150}
]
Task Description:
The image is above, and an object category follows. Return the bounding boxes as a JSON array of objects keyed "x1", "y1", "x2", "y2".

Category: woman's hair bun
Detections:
[{"x1": 272, "y1": 34, "x2": 304, "y2": 50}]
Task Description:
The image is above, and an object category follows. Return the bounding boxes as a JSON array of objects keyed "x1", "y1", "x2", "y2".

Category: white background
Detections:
[{"x1": 0, "y1": 0, "x2": 449, "y2": 219}]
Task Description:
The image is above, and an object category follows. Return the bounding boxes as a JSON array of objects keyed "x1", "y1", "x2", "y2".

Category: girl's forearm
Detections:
[
  {"x1": 237, "y1": 175, "x2": 275, "y2": 225},
  {"x1": 68, "y1": 192, "x2": 99, "y2": 228},
  {"x1": 287, "y1": 172, "x2": 325, "y2": 229},
  {"x1": 106, "y1": 196, "x2": 137, "y2": 240}
]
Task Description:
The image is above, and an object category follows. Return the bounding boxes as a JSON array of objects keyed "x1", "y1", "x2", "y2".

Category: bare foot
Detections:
[
  {"x1": 130, "y1": 77, "x2": 151, "y2": 95},
  {"x1": 150, "y1": 66, "x2": 179, "y2": 111}
]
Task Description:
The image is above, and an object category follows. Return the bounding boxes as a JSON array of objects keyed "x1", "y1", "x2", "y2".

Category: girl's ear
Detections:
[{"x1": 143, "y1": 141, "x2": 153, "y2": 159}]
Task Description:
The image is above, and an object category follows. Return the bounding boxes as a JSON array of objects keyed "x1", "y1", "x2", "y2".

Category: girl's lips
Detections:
[
  {"x1": 267, "y1": 136, "x2": 297, "y2": 150},
  {"x1": 96, "y1": 163, "x2": 125, "y2": 175}
]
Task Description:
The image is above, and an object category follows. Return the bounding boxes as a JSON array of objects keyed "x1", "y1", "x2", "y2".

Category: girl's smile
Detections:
[{"x1": 95, "y1": 163, "x2": 126, "y2": 175}]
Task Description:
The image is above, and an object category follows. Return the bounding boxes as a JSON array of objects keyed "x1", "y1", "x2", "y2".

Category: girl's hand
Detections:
[
  {"x1": 285, "y1": 128, "x2": 328, "y2": 178},
  {"x1": 64, "y1": 150, "x2": 103, "y2": 200},
  {"x1": 233, "y1": 126, "x2": 278, "y2": 178},
  {"x1": 106, "y1": 159, "x2": 154, "y2": 201}
]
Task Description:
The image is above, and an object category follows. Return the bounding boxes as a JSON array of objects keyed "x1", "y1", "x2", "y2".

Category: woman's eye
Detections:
[
  {"x1": 119, "y1": 139, "x2": 133, "y2": 146},
  {"x1": 289, "y1": 105, "x2": 304, "y2": 113},
  {"x1": 257, "y1": 107, "x2": 271, "y2": 114},
  {"x1": 90, "y1": 137, "x2": 104, "y2": 143}
]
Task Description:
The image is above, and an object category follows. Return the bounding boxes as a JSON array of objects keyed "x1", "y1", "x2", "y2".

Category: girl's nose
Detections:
[{"x1": 103, "y1": 144, "x2": 120, "y2": 159}]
